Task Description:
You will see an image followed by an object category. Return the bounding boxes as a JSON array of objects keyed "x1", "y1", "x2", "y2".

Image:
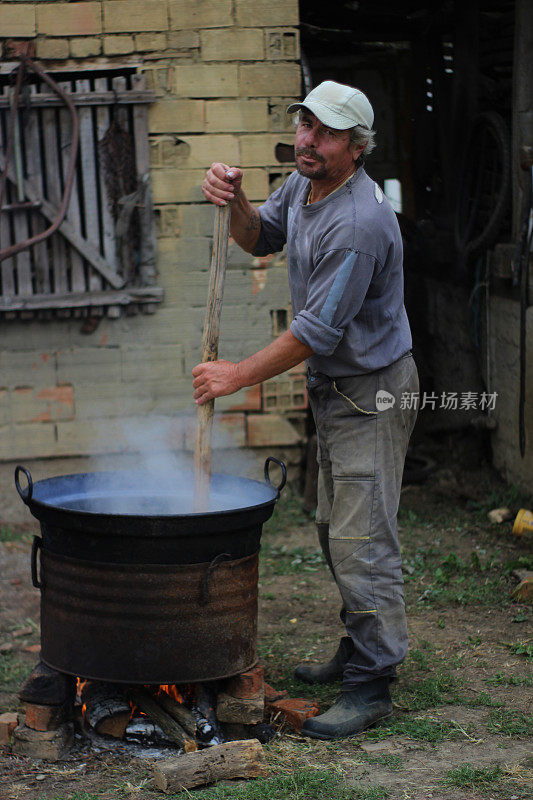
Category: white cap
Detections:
[{"x1": 287, "y1": 80, "x2": 374, "y2": 130}]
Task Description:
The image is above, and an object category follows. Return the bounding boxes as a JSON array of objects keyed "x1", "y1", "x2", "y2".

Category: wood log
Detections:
[
  {"x1": 153, "y1": 738, "x2": 267, "y2": 793},
  {"x1": 81, "y1": 682, "x2": 131, "y2": 739},
  {"x1": 193, "y1": 201, "x2": 231, "y2": 511},
  {"x1": 129, "y1": 688, "x2": 197, "y2": 752},
  {"x1": 19, "y1": 661, "x2": 76, "y2": 706},
  {"x1": 216, "y1": 692, "x2": 264, "y2": 724},
  {"x1": 150, "y1": 689, "x2": 197, "y2": 738}
]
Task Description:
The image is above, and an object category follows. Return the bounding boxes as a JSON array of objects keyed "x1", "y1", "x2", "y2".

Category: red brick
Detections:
[
  {"x1": 225, "y1": 664, "x2": 264, "y2": 700},
  {"x1": 0, "y1": 712, "x2": 19, "y2": 744},
  {"x1": 267, "y1": 698, "x2": 319, "y2": 732},
  {"x1": 25, "y1": 702, "x2": 69, "y2": 732},
  {"x1": 227, "y1": 385, "x2": 262, "y2": 412},
  {"x1": 264, "y1": 683, "x2": 287, "y2": 703}
]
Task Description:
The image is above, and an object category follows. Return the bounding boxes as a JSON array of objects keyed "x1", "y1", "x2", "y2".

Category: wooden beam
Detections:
[
  {"x1": 0, "y1": 287, "x2": 163, "y2": 311},
  {"x1": 0, "y1": 90, "x2": 155, "y2": 109}
]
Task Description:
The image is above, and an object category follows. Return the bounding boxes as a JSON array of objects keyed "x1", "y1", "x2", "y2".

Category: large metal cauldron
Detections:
[{"x1": 15, "y1": 458, "x2": 286, "y2": 684}]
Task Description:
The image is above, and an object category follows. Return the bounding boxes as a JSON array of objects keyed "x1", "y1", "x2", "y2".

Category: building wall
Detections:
[
  {"x1": 489, "y1": 296, "x2": 533, "y2": 492},
  {"x1": 0, "y1": 0, "x2": 305, "y2": 469}
]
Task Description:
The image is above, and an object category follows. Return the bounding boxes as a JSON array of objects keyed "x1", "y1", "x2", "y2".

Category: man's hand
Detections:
[
  {"x1": 202, "y1": 163, "x2": 243, "y2": 207},
  {"x1": 192, "y1": 360, "x2": 243, "y2": 405}
]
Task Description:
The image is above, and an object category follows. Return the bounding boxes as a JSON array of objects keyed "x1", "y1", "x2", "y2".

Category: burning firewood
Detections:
[
  {"x1": 149, "y1": 688, "x2": 197, "y2": 738},
  {"x1": 129, "y1": 688, "x2": 197, "y2": 752},
  {"x1": 152, "y1": 738, "x2": 267, "y2": 793},
  {"x1": 81, "y1": 681, "x2": 131, "y2": 739}
]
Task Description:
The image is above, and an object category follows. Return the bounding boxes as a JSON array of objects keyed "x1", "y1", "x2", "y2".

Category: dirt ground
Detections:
[{"x1": 0, "y1": 443, "x2": 532, "y2": 800}]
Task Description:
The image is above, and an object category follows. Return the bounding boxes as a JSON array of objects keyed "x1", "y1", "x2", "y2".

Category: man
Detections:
[{"x1": 194, "y1": 80, "x2": 419, "y2": 739}]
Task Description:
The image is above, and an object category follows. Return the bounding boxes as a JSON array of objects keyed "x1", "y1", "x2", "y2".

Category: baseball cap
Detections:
[{"x1": 287, "y1": 80, "x2": 374, "y2": 130}]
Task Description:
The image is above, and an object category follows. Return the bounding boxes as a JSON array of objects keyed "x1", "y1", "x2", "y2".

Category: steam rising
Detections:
[{"x1": 38, "y1": 416, "x2": 273, "y2": 515}]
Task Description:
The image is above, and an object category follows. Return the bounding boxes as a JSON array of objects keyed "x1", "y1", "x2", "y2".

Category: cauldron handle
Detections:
[
  {"x1": 31, "y1": 536, "x2": 42, "y2": 589},
  {"x1": 264, "y1": 457, "x2": 287, "y2": 493},
  {"x1": 15, "y1": 465, "x2": 33, "y2": 504}
]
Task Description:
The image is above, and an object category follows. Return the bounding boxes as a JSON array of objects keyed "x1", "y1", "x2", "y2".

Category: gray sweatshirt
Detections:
[{"x1": 252, "y1": 167, "x2": 412, "y2": 376}]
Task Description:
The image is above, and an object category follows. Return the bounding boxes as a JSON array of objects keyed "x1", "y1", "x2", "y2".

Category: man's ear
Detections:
[{"x1": 352, "y1": 143, "x2": 366, "y2": 163}]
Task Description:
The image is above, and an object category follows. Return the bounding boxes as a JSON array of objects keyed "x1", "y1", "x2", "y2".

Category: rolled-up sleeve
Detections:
[{"x1": 290, "y1": 248, "x2": 378, "y2": 355}]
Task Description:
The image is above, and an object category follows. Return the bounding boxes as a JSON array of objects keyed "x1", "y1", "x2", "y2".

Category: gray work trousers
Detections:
[{"x1": 307, "y1": 353, "x2": 419, "y2": 690}]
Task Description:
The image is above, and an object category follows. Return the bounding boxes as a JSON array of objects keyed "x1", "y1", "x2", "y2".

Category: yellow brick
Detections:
[
  {"x1": 167, "y1": 30, "x2": 200, "y2": 50},
  {"x1": 174, "y1": 134, "x2": 239, "y2": 169},
  {"x1": 149, "y1": 99, "x2": 205, "y2": 133},
  {"x1": 36, "y1": 38, "x2": 70, "y2": 60},
  {"x1": 135, "y1": 33, "x2": 167, "y2": 52},
  {"x1": 175, "y1": 64, "x2": 238, "y2": 98},
  {"x1": 239, "y1": 64, "x2": 300, "y2": 97},
  {"x1": 70, "y1": 37, "x2": 102, "y2": 58},
  {"x1": 37, "y1": 3, "x2": 101, "y2": 36},
  {"x1": 206, "y1": 99, "x2": 268, "y2": 133},
  {"x1": 169, "y1": 0, "x2": 232, "y2": 30},
  {"x1": 104, "y1": 0, "x2": 168, "y2": 33},
  {"x1": 0, "y1": 5, "x2": 35, "y2": 37},
  {"x1": 236, "y1": 0, "x2": 299, "y2": 27},
  {"x1": 201, "y1": 28, "x2": 264, "y2": 62},
  {"x1": 240, "y1": 133, "x2": 294, "y2": 167},
  {"x1": 103, "y1": 35, "x2": 135, "y2": 55},
  {"x1": 152, "y1": 168, "x2": 267, "y2": 203}
]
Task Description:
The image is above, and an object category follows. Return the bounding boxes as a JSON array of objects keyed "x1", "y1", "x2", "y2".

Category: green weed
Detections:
[
  {"x1": 486, "y1": 709, "x2": 533, "y2": 737},
  {"x1": 503, "y1": 639, "x2": 533, "y2": 660},
  {"x1": 485, "y1": 670, "x2": 533, "y2": 687},
  {"x1": 0, "y1": 652, "x2": 33, "y2": 692},
  {"x1": 260, "y1": 542, "x2": 325, "y2": 576},
  {"x1": 440, "y1": 762, "x2": 503, "y2": 789},
  {"x1": 0, "y1": 524, "x2": 31, "y2": 543},
  {"x1": 362, "y1": 753, "x2": 404, "y2": 771},
  {"x1": 365, "y1": 715, "x2": 464, "y2": 743},
  {"x1": 396, "y1": 672, "x2": 459, "y2": 711},
  {"x1": 168, "y1": 768, "x2": 369, "y2": 799}
]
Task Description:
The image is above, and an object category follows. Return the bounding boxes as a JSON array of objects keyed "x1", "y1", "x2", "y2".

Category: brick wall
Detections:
[{"x1": 0, "y1": 1, "x2": 305, "y2": 470}]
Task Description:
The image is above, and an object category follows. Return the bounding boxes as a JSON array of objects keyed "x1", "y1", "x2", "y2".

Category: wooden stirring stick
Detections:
[{"x1": 193, "y1": 202, "x2": 231, "y2": 512}]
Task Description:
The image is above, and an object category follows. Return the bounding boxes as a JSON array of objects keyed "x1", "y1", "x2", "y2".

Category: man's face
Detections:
[{"x1": 294, "y1": 110, "x2": 365, "y2": 181}]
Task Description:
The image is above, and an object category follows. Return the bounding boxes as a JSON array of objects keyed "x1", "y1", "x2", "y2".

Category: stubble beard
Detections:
[{"x1": 295, "y1": 148, "x2": 327, "y2": 180}]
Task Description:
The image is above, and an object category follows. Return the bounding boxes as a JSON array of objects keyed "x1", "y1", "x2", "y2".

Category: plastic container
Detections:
[{"x1": 512, "y1": 508, "x2": 533, "y2": 537}]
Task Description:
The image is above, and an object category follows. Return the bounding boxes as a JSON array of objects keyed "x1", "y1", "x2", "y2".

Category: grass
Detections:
[
  {"x1": 0, "y1": 524, "x2": 31, "y2": 543},
  {"x1": 365, "y1": 714, "x2": 467, "y2": 743},
  {"x1": 0, "y1": 652, "x2": 33, "y2": 694},
  {"x1": 165, "y1": 768, "x2": 388, "y2": 800},
  {"x1": 260, "y1": 541, "x2": 325, "y2": 576},
  {"x1": 440, "y1": 762, "x2": 504, "y2": 790},
  {"x1": 503, "y1": 639, "x2": 533, "y2": 659},
  {"x1": 485, "y1": 670, "x2": 533, "y2": 687},
  {"x1": 486, "y1": 709, "x2": 533, "y2": 737},
  {"x1": 361, "y1": 753, "x2": 404, "y2": 771}
]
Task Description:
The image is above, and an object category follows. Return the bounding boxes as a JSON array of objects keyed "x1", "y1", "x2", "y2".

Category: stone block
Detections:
[
  {"x1": 167, "y1": 30, "x2": 200, "y2": 50},
  {"x1": 36, "y1": 3, "x2": 102, "y2": 36},
  {"x1": 56, "y1": 347, "x2": 121, "y2": 385},
  {"x1": 174, "y1": 64, "x2": 238, "y2": 98},
  {"x1": 70, "y1": 37, "x2": 102, "y2": 58},
  {"x1": 11, "y1": 384, "x2": 75, "y2": 424},
  {"x1": 224, "y1": 385, "x2": 262, "y2": 412},
  {"x1": 205, "y1": 99, "x2": 269, "y2": 133},
  {"x1": 103, "y1": 35, "x2": 135, "y2": 55},
  {"x1": 0, "y1": 5, "x2": 35, "y2": 37},
  {"x1": 12, "y1": 723, "x2": 73, "y2": 762},
  {"x1": 121, "y1": 343, "x2": 185, "y2": 382},
  {"x1": 54, "y1": 418, "x2": 136, "y2": 455},
  {"x1": 238, "y1": 64, "x2": 300, "y2": 98},
  {"x1": 265, "y1": 28, "x2": 299, "y2": 60},
  {"x1": 246, "y1": 414, "x2": 302, "y2": 447},
  {"x1": 0, "y1": 423, "x2": 58, "y2": 460},
  {"x1": 269, "y1": 100, "x2": 298, "y2": 132},
  {"x1": 201, "y1": 28, "x2": 264, "y2": 62},
  {"x1": 216, "y1": 692, "x2": 264, "y2": 724},
  {"x1": 267, "y1": 698, "x2": 319, "y2": 732},
  {"x1": 36, "y1": 38, "x2": 70, "y2": 60},
  {"x1": 0, "y1": 388, "x2": 10, "y2": 425},
  {"x1": 104, "y1": 0, "x2": 168, "y2": 33},
  {"x1": 180, "y1": 204, "x2": 215, "y2": 237},
  {"x1": 240, "y1": 134, "x2": 294, "y2": 167},
  {"x1": 173, "y1": 134, "x2": 239, "y2": 169},
  {"x1": 236, "y1": 0, "x2": 299, "y2": 27},
  {"x1": 149, "y1": 99, "x2": 205, "y2": 133},
  {"x1": 0, "y1": 713, "x2": 19, "y2": 745},
  {"x1": 264, "y1": 683, "x2": 288, "y2": 703},
  {"x1": 152, "y1": 169, "x2": 206, "y2": 203},
  {"x1": 135, "y1": 33, "x2": 167, "y2": 52},
  {"x1": 25, "y1": 701, "x2": 70, "y2": 732},
  {"x1": 169, "y1": 0, "x2": 232, "y2": 30},
  {"x1": 74, "y1": 383, "x2": 153, "y2": 420},
  {"x1": 225, "y1": 665, "x2": 264, "y2": 700}
]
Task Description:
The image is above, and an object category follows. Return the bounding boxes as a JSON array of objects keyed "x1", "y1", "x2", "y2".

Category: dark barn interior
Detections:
[{"x1": 299, "y1": 0, "x2": 531, "y2": 479}]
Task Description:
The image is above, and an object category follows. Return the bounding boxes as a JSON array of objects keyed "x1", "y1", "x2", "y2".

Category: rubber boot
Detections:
[
  {"x1": 294, "y1": 636, "x2": 354, "y2": 684},
  {"x1": 301, "y1": 677, "x2": 392, "y2": 740}
]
